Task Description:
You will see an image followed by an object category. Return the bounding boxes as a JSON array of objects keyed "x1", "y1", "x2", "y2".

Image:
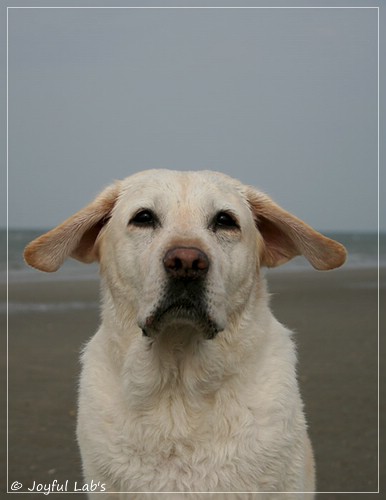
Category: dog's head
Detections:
[{"x1": 24, "y1": 170, "x2": 347, "y2": 338}]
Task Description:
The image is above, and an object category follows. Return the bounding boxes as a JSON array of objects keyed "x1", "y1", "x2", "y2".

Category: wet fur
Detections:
[{"x1": 24, "y1": 170, "x2": 347, "y2": 499}]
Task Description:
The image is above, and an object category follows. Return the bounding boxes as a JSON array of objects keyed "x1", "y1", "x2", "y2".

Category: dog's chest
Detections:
[
  {"x1": 98, "y1": 385, "x2": 288, "y2": 493},
  {"x1": 79, "y1": 328, "x2": 303, "y2": 493},
  {"x1": 91, "y1": 368, "x2": 298, "y2": 491}
]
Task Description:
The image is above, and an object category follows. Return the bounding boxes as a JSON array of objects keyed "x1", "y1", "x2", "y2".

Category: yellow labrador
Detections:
[{"x1": 24, "y1": 170, "x2": 346, "y2": 499}]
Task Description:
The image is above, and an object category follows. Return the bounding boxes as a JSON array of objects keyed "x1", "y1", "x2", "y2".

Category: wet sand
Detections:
[{"x1": 2, "y1": 267, "x2": 383, "y2": 498}]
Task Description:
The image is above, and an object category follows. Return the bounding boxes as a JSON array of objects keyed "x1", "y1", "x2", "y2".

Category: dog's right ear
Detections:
[
  {"x1": 245, "y1": 187, "x2": 347, "y2": 270},
  {"x1": 24, "y1": 182, "x2": 121, "y2": 272}
]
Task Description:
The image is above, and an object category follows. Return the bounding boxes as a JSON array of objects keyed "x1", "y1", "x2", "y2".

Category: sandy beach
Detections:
[{"x1": 2, "y1": 267, "x2": 383, "y2": 498}]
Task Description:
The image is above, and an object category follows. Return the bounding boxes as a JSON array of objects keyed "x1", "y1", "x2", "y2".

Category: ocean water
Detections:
[{"x1": 1, "y1": 229, "x2": 384, "y2": 284}]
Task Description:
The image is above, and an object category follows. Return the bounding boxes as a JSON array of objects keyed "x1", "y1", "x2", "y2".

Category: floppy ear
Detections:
[
  {"x1": 246, "y1": 188, "x2": 347, "y2": 270},
  {"x1": 24, "y1": 182, "x2": 121, "y2": 272}
]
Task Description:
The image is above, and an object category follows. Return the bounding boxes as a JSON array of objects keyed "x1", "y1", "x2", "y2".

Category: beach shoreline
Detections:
[{"x1": 2, "y1": 266, "x2": 383, "y2": 497}]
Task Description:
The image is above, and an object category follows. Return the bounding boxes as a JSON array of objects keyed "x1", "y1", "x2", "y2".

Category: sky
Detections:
[{"x1": 3, "y1": 2, "x2": 383, "y2": 232}]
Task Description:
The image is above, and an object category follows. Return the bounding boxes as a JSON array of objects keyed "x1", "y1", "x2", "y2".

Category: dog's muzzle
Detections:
[{"x1": 142, "y1": 247, "x2": 221, "y2": 339}]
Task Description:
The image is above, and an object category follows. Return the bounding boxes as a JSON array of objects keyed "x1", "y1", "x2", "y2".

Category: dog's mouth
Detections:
[{"x1": 142, "y1": 293, "x2": 221, "y2": 340}]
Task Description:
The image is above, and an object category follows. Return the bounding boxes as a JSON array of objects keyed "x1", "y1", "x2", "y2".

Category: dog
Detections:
[{"x1": 24, "y1": 170, "x2": 346, "y2": 499}]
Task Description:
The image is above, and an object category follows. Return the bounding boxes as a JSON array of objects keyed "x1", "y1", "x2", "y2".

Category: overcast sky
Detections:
[{"x1": 4, "y1": 3, "x2": 382, "y2": 231}]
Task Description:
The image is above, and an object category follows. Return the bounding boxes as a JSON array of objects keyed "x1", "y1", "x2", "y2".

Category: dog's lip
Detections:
[
  {"x1": 162, "y1": 300, "x2": 196, "y2": 315},
  {"x1": 145, "y1": 299, "x2": 201, "y2": 327},
  {"x1": 143, "y1": 299, "x2": 221, "y2": 339}
]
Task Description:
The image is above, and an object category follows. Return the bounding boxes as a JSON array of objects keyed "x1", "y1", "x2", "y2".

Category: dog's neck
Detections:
[{"x1": 99, "y1": 275, "x2": 272, "y2": 410}]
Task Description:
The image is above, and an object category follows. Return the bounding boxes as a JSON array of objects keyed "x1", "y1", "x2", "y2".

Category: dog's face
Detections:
[
  {"x1": 24, "y1": 169, "x2": 347, "y2": 339},
  {"x1": 99, "y1": 170, "x2": 261, "y2": 338}
]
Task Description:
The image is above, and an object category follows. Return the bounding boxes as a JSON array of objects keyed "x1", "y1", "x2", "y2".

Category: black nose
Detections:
[{"x1": 163, "y1": 247, "x2": 209, "y2": 280}]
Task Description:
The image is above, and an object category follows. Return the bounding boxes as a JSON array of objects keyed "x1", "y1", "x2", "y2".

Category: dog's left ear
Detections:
[
  {"x1": 246, "y1": 188, "x2": 347, "y2": 270},
  {"x1": 24, "y1": 182, "x2": 121, "y2": 272}
]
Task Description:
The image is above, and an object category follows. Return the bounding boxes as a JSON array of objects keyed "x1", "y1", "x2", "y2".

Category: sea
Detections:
[
  {"x1": 1, "y1": 228, "x2": 384, "y2": 284},
  {"x1": 1, "y1": 229, "x2": 383, "y2": 316}
]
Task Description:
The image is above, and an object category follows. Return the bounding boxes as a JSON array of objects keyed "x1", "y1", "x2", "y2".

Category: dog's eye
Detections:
[
  {"x1": 214, "y1": 212, "x2": 239, "y2": 230},
  {"x1": 129, "y1": 210, "x2": 157, "y2": 227}
]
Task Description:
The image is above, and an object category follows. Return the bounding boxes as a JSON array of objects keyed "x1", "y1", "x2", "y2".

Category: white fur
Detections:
[{"x1": 25, "y1": 170, "x2": 347, "y2": 499}]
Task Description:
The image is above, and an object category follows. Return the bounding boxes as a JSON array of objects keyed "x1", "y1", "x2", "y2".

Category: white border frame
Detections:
[{"x1": 6, "y1": 5, "x2": 380, "y2": 495}]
